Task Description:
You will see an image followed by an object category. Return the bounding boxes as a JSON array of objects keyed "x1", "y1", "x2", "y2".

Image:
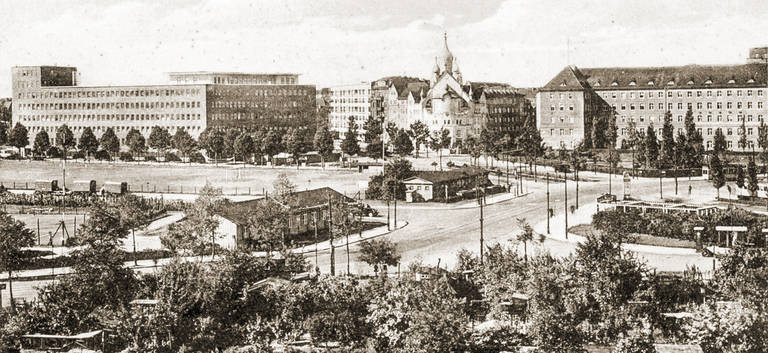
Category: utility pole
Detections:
[
  {"x1": 386, "y1": 191, "x2": 391, "y2": 231},
  {"x1": 506, "y1": 155, "x2": 510, "y2": 191},
  {"x1": 546, "y1": 172, "x2": 550, "y2": 234},
  {"x1": 575, "y1": 166, "x2": 580, "y2": 208},
  {"x1": 328, "y1": 192, "x2": 335, "y2": 276},
  {"x1": 345, "y1": 198, "x2": 351, "y2": 276},
  {"x1": 476, "y1": 177, "x2": 485, "y2": 265},
  {"x1": 313, "y1": 212, "x2": 319, "y2": 275},
  {"x1": 564, "y1": 170, "x2": 569, "y2": 239},
  {"x1": 393, "y1": 183, "x2": 398, "y2": 228}
]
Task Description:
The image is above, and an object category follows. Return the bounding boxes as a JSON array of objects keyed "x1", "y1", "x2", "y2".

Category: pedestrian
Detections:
[{"x1": 688, "y1": 185, "x2": 692, "y2": 195}]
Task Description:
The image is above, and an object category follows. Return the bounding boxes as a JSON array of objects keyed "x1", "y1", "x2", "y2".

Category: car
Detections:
[{"x1": 0, "y1": 148, "x2": 18, "y2": 159}]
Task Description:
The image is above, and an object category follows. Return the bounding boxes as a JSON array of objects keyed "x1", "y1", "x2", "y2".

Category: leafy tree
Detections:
[
  {"x1": 739, "y1": 116, "x2": 749, "y2": 152},
  {"x1": 223, "y1": 128, "x2": 241, "y2": 158},
  {"x1": 710, "y1": 153, "x2": 725, "y2": 198},
  {"x1": 644, "y1": 124, "x2": 659, "y2": 168},
  {"x1": 681, "y1": 302, "x2": 768, "y2": 353},
  {"x1": 684, "y1": 108, "x2": 704, "y2": 169},
  {"x1": 659, "y1": 111, "x2": 675, "y2": 169},
  {"x1": 605, "y1": 109, "x2": 618, "y2": 149},
  {"x1": 590, "y1": 115, "x2": 603, "y2": 149},
  {"x1": 77, "y1": 127, "x2": 99, "y2": 159},
  {"x1": 0, "y1": 122, "x2": 7, "y2": 146},
  {"x1": 313, "y1": 125, "x2": 335, "y2": 169},
  {"x1": 9, "y1": 123, "x2": 28, "y2": 155},
  {"x1": 736, "y1": 165, "x2": 745, "y2": 188},
  {"x1": 408, "y1": 120, "x2": 430, "y2": 157},
  {"x1": 394, "y1": 129, "x2": 414, "y2": 156},
  {"x1": 246, "y1": 198, "x2": 289, "y2": 253},
  {"x1": 758, "y1": 120, "x2": 768, "y2": 176},
  {"x1": 358, "y1": 239, "x2": 401, "y2": 274},
  {"x1": 713, "y1": 128, "x2": 727, "y2": 156},
  {"x1": 385, "y1": 122, "x2": 399, "y2": 144},
  {"x1": 125, "y1": 128, "x2": 146, "y2": 157},
  {"x1": 200, "y1": 128, "x2": 225, "y2": 161},
  {"x1": 341, "y1": 116, "x2": 360, "y2": 157},
  {"x1": 262, "y1": 130, "x2": 282, "y2": 165},
  {"x1": 363, "y1": 115, "x2": 384, "y2": 159},
  {"x1": 514, "y1": 218, "x2": 538, "y2": 263},
  {"x1": 429, "y1": 127, "x2": 451, "y2": 170},
  {"x1": 233, "y1": 132, "x2": 255, "y2": 162},
  {"x1": 251, "y1": 129, "x2": 266, "y2": 164},
  {"x1": 32, "y1": 130, "x2": 51, "y2": 157},
  {"x1": 747, "y1": 159, "x2": 759, "y2": 197},
  {"x1": 284, "y1": 128, "x2": 305, "y2": 169},
  {"x1": 148, "y1": 126, "x2": 172, "y2": 155},
  {"x1": 162, "y1": 185, "x2": 223, "y2": 257},
  {"x1": 172, "y1": 128, "x2": 197, "y2": 159},
  {"x1": 99, "y1": 127, "x2": 120, "y2": 157},
  {"x1": 0, "y1": 212, "x2": 35, "y2": 312},
  {"x1": 55, "y1": 124, "x2": 75, "y2": 155}
]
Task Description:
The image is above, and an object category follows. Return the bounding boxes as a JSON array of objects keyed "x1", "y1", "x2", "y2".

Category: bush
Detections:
[
  {"x1": 119, "y1": 152, "x2": 134, "y2": 162},
  {"x1": 94, "y1": 150, "x2": 112, "y2": 161},
  {"x1": 72, "y1": 151, "x2": 85, "y2": 159},
  {"x1": 189, "y1": 151, "x2": 206, "y2": 164},
  {"x1": 144, "y1": 155, "x2": 157, "y2": 162},
  {"x1": 411, "y1": 191, "x2": 426, "y2": 203},
  {"x1": 164, "y1": 152, "x2": 181, "y2": 162},
  {"x1": 46, "y1": 146, "x2": 62, "y2": 158}
]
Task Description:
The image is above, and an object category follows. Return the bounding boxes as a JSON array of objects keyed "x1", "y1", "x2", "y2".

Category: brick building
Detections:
[{"x1": 537, "y1": 47, "x2": 768, "y2": 151}]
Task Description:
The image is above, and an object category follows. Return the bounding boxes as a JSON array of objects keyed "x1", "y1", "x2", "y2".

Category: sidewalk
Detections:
[{"x1": 366, "y1": 190, "x2": 534, "y2": 211}]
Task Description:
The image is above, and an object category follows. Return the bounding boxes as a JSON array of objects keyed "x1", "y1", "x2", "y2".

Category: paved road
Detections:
[{"x1": 3, "y1": 173, "x2": 720, "y2": 306}]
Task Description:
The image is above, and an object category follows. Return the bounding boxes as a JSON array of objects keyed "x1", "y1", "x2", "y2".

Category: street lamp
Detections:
[
  {"x1": 564, "y1": 169, "x2": 568, "y2": 239},
  {"x1": 659, "y1": 170, "x2": 666, "y2": 199},
  {"x1": 546, "y1": 173, "x2": 550, "y2": 234}
]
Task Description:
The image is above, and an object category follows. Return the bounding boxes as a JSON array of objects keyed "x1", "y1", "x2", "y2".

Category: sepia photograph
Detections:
[{"x1": 0, "y1": 0, "x2": 766, "y2": 352}]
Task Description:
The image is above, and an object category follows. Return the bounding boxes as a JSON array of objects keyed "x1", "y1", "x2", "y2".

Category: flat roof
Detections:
[{"x1": 168, "y1": 71, "x2": 300, "y2": 76}]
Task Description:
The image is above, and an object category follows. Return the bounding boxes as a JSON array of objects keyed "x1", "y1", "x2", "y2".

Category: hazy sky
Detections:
[{"x1": 1, "y1": 0, "x2": 767, "y2": 97}]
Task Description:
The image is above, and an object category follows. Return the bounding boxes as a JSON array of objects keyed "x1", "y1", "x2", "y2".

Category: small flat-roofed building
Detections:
[{"x1": 599, "y1": 199, "x2": 719, "y2": 217}]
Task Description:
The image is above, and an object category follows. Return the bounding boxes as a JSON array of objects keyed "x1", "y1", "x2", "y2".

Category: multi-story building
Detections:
[
  {"x1": 538, "y1": 47, "x2": 768, "y2": 151},
  {"x1": 327, "y1": 82, "x2": 371, "y2": 140},
  {"x1": 370, "y1": 33, "x2": 531, "y2": 147},
  {"x1": 11, "y1": 66, "x2": 315, "y2": 147}
]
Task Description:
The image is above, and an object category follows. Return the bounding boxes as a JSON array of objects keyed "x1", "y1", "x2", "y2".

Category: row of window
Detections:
[
  {"x1": 209, "y1": 100, "x2": 302, "y2": 109},
  {"x1": 208, "y1": 113, "x2": 305, "y2": 121},
  {"x1": 550, "y1": 89, "x2": 766, "y2": 101},
  {"x1": 209, "y1": 88, "x2": 312, "y2": 97},
  {"x1": 19, "y1": 113, "x2": 202, "y2": 123},
  {"x1": 611, "y1": 101, "x2": 764, "y2": 111},
  {"x1": 19, "y1": 100, "x2": 202, "y2": 111},
  {"x1": 212, "y1": 76, "x2": 296, "y2": 85},
  {"x1": 619, "y1": 113, "x2": 765, "y2": 124},
  {"x1": 18, "y1": 88, "x2": 202, "y2": 101},
  {"x1": 28, "y1": 124, "x2": 200, "y2": 135},
  {"x1": 332, "y1": 106, "x2": 368, "y2": 113},
  {"x1": 331, "y1": 89, "x2": 370, "y2": 97}
]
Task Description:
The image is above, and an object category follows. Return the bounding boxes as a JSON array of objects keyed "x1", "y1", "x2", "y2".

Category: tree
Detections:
[
  {"x1": 262, "y1": 130, "x2": 282, "y2": 165},
  {"x1": 747, "y1": 159, "x2": 759, "y2": 197},
  {"x1": 710, "y1": 153, "x2": 725, "y2": 198},
  {"x1": 200, "y1": 128, "x2": 225, "y2": 161},
  {"x1": 0, "y1": 122, "x2": 7, "y2": 146},
  {"x1": 162, "y1": 185, "x2": 223, "y2": 257},
  {"x1": 0, "y1": 212, "x2": 35, "y2": 312},
  {"x1": 606, "y1": 110, "x2": 618, "y2": 149},
  {"x1": 363, "y1": 115, "x2": 384, "y2": 159},
  {"x1": 148, "y1": 126, "x2": 172, "y2": 155},
  {"x1": 358, "y1": 239, "x2": 401, "y2": 275},
  {"x1": 514, "y1": 218, "x2": 538, "y2": 263},
  {"x1": 644, "y1": 125, "x2": 659, "y2": 168},
  {"x1": 223, "y1": 128, "x2": 241, "y2": 158},
  {"x1": 9, "y1": 123, "x2": 28, "y2": 155},
  {"x1": 394, "y1": 129, "x2": 414, "y2": 156},
  {"x1": 659, "y1": 111, "x2": 675, "y2": 169},
  {"x1": 713, "y1": 128, "x2": 727, "y2": 156},
  {"x1": 684, "y1": 107, "x2": 704, "y2": 169},
  {"x1": 125, "y1": 128, "x2": 146, "y2": 158},
  {"x1": 739, "y1": 116, "x2": 749, "y2": 152},
  {"x1": 172, "y1": 128, "x2": 197, "y2": 160},
  {"x1": 233, "y1": 132, "x2": 255, "y2": 162},
  {"x1": 313, "y1": 125, "x2": 335, "y2": 169},
  {"x1": 77, "y1": 127, "x2": 99, "y2": 159},
  {"x1": 735, "y1": 165, "x2": 745, "y2": 189},
  {"x1": 429, "y1": 127, "x2": 451, "y2": 171},
  {"x1": 32, "y1": 130, "x2": 51, "y2": 157},
  {"x1": 55, "y1": 124, "x2": 75, "y2": 154},
  {"x1": 758, "y1": 120, "x2": 768, "y2": 176},
  {"x1": 590, "y1": 116, "x2": 603, "y2": 149},
  {"x1": 99, "y1": 127, "x2": 120, "y2": 157},
  {"x1": 340, "y1": 116, "x2": 360, "y2": 158},
  {"x1": 408, "y1": 120, "x2": 430, "y2": 158},
  {"x1": 284, "y1": 128, "x2": 305, "y2": 169}
]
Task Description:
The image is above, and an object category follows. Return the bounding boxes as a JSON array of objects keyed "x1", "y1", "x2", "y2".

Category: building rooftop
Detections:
[
  {"x1": 168, "y1": 71, "x2": 300, "y2": 76},
  {"x1": 218, "y1": 187, "x2": 352, "y2": 225},
  {"x1": 405, "y1": 167, "x2": 488, "y2": 184}
]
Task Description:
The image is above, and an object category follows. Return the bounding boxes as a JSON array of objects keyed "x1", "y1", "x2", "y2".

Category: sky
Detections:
[{"x1": 1, "y1": 0, "x2": 768, "y2": 97}]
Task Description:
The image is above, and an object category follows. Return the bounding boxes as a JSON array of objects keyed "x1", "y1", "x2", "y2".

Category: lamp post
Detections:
[
  {"x1": 564, "y1": 169, "x2": 568, "y2": 239},
  {"x1": 659, "y1": 170, "x2": 665, "y2": 199}
]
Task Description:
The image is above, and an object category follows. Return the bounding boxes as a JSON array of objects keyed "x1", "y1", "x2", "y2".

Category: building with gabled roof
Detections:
[
  {"x1": 537, "y1": 47, "x2": 768, "y2": 151},
  {"x1": 403, "y1": 167, "x2": 490, "y2": 202},
  {"x1": 215, "y1": 187, "x2": 354, "y2": 250}
]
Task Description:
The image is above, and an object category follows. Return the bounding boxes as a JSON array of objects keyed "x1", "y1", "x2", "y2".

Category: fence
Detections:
[{"x1": 2, "y1": 181, "x2": 261, "y2": 196}]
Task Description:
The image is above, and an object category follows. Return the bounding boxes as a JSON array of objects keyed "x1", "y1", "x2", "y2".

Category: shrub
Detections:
[
  {"x1": 72, "y1": 151, "x2": 85, "y2": 159},
  {"x1": 411, "y1": 191, "x2": 426, "y2": 203},
  {"x1": 119, "y1": 152, "x2": 134, "y2": 162},
  {"x1": 164, "y1": 152, "x2": 181, "y2": 162},
  {"x1": 46, "y1": 146, "x2": 62, "y2": 158},
  {"x1": 94, "y1": 150, "x2": 112, "y2": 161},
  {"x1": 189, "y1": 151, "x2": 206, "y2": 164},
  {"x1": 144, "y1": 155, "x2": 157, "y2": 162}
]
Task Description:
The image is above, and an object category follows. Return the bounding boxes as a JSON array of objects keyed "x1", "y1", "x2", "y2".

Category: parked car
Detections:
[{"x1": 0, "y1": 148, "x2": 19, "y2": 159}]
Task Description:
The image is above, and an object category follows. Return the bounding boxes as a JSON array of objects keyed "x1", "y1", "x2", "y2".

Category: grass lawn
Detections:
[
  {"x1": 0, "y1": 159, "x2": 368, "y2": 196},
  {"x1": 568, "y1": 224, "x2": 696, "y2": 248}
]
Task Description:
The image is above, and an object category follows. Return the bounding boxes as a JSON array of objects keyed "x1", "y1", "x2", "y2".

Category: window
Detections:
[
  {"x1": 727, "y1": 128, "x2": 733, "y2": 135},
  {"x1": 760, "y1": 102, "x2": 764, "y2": 109},
  {"x1": 717, "y1": 90, "x2": 722, "y2": 97},
  {"x1": 738, "y1": 102, "x2": 742, "y2": 109},
  {"x1": 727, "y1": 102, "x2": 733, "y2": 109},
  {"x1": 707, "y1": 128, "x2": 713, "y2": 135},
  {"x1": 717, "y1": 102, "x2": 722, "y2": 109},
  {"x1": 727, "y1": 90, "x2": 732, "y2": 96},
  {"x1": 748, "y1": 90, "x2": 753, "y2": 96},
  {"x1": 697, "y1": 102, "x2": 703, "y2": 109},
  {"x1": 707, "y1": 102, "x2": 712, "y2": 109},
  {"x1": 678, "y1": 103, "x2": 683, "y2": 110}
]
